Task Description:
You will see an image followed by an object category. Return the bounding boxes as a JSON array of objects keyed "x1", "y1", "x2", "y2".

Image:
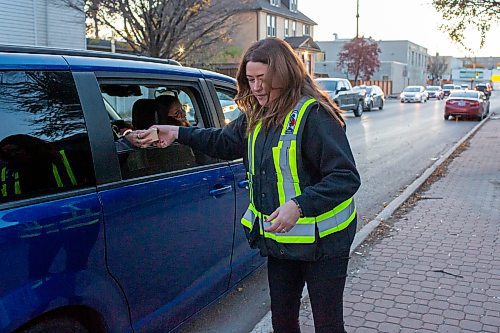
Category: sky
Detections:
[{"x1": 300, "y1": 0, "x2": 500, "y2": 58}]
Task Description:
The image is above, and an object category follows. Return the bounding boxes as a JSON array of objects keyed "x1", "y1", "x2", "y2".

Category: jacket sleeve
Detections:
[
  {"x1": 294, "y1": 104, "x2": 361, "y2": 216},
  {"x1": 177, "y1": 113, "x2": 247, "y2": 161}
]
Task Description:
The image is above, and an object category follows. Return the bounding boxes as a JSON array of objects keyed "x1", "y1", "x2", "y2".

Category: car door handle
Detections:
[
  {"x1": 209, "y1": 185, "x2": 233, "y2": 197},
  {"x1": 237, "y1": 180, "x2": 249, "y2": 189}
]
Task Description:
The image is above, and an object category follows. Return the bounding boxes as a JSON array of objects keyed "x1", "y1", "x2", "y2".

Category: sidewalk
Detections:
[{"x1": 252, "y1": 114, "x2": 500, "y2": 332}]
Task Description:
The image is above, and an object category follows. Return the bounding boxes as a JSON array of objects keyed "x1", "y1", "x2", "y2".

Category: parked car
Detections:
[
  {"x1": 444, "y1": 90, "x2": 490, "y2": 120},
  {"x1": 425, "y1": 85, "x2": 444, "y2": 100},
  {"x1": 475, "y1": 83, "x2": 492, "y2": 98},
  {"x1": 0, "y1": 45, "x2": 264, "y2": 333},
  {"x1": 353, "y1": 85, "x2": 385, "y2": 111},
  {"x1": 315, "y1": 78, "x2": 365, "y2": 116},
  {"x1": 400, "y1": 85, "x2": 428, "y2": 103}
]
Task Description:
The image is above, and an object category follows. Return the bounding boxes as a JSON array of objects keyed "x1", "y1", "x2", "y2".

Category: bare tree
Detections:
[
  {"x1": 433, "y1": 0, "x2": 500, "y2": 49},
  {"x1": 427, "y1": 54, "x2": 448, "y2": 85},
  {"x1": 60, "y1": 0, "x2": 250, "y2": 63}
]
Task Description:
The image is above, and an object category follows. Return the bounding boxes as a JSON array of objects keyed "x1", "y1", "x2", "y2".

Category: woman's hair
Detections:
[{"x1": 235, "y1": 37, "x2": 344, "y2": 133}]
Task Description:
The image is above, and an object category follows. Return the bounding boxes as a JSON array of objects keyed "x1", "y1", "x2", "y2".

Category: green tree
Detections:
[
  {"x1": 433, "y1": 0, "x2": 500, "y2": 49},
  {"x1": 60, "y1": 0, "x2": 250, "y2": 63}
]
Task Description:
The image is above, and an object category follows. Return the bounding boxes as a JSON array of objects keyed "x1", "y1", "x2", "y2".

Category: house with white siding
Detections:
[{"x1": 0, "y1": 0, "x2": 85, "y2": 49}]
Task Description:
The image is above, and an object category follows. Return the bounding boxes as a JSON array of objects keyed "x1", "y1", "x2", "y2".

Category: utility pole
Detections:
[{"x1": 356, "y1": 0, "x2": 360, "y2": 38}]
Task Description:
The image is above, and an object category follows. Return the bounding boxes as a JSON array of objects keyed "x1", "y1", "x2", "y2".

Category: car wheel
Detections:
[
  {"x1": 19, "y1": 317, "x2": 89, "y2": 333},
  {"x1": 444, "y1": 114, "x2": 449, "y2": 120},
  {"x1": 354, "y1": 102, "x2": 363, "y2": 117},
  {"x1": 400, "y1": 99, "x2": 404, "y2": 103},
  {"x1": 379, "y1": 101, "x2": 384, "y2": 110},
  {"x1": 369, "y1": 102, "x2": 373, "y2": 111}
]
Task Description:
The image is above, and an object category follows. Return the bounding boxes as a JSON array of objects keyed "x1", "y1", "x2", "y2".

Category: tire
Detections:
[
  {"x1": 354, "y1": 102, "x2": 363, "y2": 117},
  {"x1": 379, "y1": 101, "x2": 384, "y2": 110},
  {"x1": 20, "y1": 317, "x2": 89, "y2": 333},
  {"x1": 444, "y1": 114, "x2": 449, "y2": 120},
  {"x1": 368, "y1": 102, "x2": 373, "y2": 111},
  {"x1": 400, "y1": 99, "x2": 404, "y2": 103}
]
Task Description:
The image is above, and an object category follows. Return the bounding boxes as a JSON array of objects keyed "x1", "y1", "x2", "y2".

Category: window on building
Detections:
[
  {"x1": 267, "y1": 15, "x2": 277, "y2": 37},
  {"x1": 284, "y1": 19, "x2": 289, "y2": 37},
  {"x1": 292, "y1": 21, "x2": 296, "y2": 36},
  {"x1": 303, "y1": 24, "x2": 310, "y2": 36},
  {"x1": 270, "y1": 0, "x2": 280, "y2": 7},
  {"x1": 0, "y1": 71, "x2": 95, "y2": 203},
  {"x1": 290, "y1": 0, "x2": 298, "y2": 12}
]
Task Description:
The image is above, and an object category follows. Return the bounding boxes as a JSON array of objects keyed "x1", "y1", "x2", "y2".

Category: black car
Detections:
[{"x1": 315, "y1": 78, "x2": 365, "y2": 117}]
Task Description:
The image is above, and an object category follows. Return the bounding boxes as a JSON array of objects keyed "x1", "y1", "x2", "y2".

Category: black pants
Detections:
[{"x1": 267, "y1": 255, "x2": 349, "y2": 333}]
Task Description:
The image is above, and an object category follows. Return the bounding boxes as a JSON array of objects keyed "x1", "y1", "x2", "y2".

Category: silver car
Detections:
[{"x1": 400, "y1": 86, "x2": 428, "y2": 103}]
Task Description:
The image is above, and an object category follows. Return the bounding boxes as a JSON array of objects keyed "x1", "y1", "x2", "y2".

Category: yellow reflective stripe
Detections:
[
  {"x1": 316, "y1": 197, "x2": 353, "y2": 221},
  {"x1": 59, "y1": 150, "x2": 77, "y2": 186},
  {"x1": 52, "y1": 164, "x2": 63, "y2": 187},
  {"x1": 1, "y1": 167, "x2": 7, "y2": 197},
  {"x1": 250, "y1": 122, "x2": 261, "y2": 175},
  {"x1": 289, "y1": 141, "x2": 301, "y2": 194},
  {"x1": 263, "y1": 231, "x2": 315, "y2": 244},
  {"x1": 319, "y1": 207, "x2": 356, "y2": 238},
  {"x1": 281, "y1": 110, "x2": 293, "y2": 135},
  {"x1": 241, "y1": 203, "x2": 258, "y2": 230},
  {"x1": 294, "y1": 98, "x2": 315, "y2": 134}
]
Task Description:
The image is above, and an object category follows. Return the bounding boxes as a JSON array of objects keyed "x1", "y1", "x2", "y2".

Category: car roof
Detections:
[{"x1": 0, "y1": 44, "x2": 235, "y2": 84}]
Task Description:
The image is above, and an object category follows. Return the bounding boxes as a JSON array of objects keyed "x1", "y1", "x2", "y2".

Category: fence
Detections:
[{"x1": 349, "y1": 80, "x2": 393, "y2": 96}]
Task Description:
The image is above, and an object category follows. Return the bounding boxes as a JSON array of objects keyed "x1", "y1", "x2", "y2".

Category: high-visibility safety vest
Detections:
[
  {"x1": 241, "y1": 97, "x2": 356, "y2": 244},
  {"x1": 1, "y1": 149, "x2": 77, "y2": 197}
]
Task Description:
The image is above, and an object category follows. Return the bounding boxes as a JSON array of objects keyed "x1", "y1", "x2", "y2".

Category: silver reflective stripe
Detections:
[
  {"x1": 243, "y1": 208, "x2": 255, "y2": 223},
  {"x1": 317, "y1": 200, "x2": 356, "y2": 233},
  {"x1": 263, "y1": 220, "x2": 315, "y2": 236},
  {"x1": 278, "y1": 133, "x2": 297, "y2": 204}
]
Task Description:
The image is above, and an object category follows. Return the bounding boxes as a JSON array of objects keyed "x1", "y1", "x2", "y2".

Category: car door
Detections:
[
  {"x1": 84, "y1": 73, "x2": 236, "y2": 332},
  {"x1": 209, "y1": 82, "x2": 265, "y2": 286}
]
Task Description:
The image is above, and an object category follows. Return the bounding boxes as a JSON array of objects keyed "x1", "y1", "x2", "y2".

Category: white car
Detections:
[{"x1": 400, "y1": 86, "x2": 428, "y2": 103}]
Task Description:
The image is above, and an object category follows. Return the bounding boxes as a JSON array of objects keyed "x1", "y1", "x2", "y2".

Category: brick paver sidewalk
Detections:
[{"x1": 297, "y1": 117, "x2": 500, "y2": 332}]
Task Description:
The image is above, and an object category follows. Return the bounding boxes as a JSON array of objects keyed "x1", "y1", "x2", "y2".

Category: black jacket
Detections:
[{"x1": 178, "y1": 102, "x2": 360, "y2": 260}]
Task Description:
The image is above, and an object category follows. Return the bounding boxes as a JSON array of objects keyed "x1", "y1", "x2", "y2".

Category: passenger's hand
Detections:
[
  {"x1": 264, "y1": 200, "x2": 300, "y2": 233},
  {"x1": 150, "y1": 125, "x2": 179, "y2": 148},
  {"x1": 123, "y1": 130, "x2": 142, "y2": 148}
]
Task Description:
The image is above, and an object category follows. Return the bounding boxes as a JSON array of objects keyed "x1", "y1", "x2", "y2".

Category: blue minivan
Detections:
[{"x1": 0, "y1": 46, "x2": 263, "y2": 333}]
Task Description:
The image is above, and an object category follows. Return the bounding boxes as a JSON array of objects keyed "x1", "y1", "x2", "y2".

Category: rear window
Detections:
[
  {"x1": 317, "y1": 80, "x2": 338, "y2": 92},
  {"x1": 449, "y1": 91, "x2": 479, "y2": 99},
  {"x1": 443, "y1": 84, "x2": 454, "y2": 89},
  {"x1": 0, "y1": 71, "x2": 95, "y2": 203},
  {"x1": 403, "y1": 87, "x2": 421, "y2": 92}
]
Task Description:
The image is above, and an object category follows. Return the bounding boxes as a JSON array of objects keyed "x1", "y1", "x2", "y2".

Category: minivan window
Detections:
[
  {"x1": 215, "y1": 89, "x2": 241, "y2": 125},
  {"x1": 99, "y1": 82, "x2": 218, "y2": 179},
  {"x1": 0, "y1": 71, "x2": 96, "y2": 203}
]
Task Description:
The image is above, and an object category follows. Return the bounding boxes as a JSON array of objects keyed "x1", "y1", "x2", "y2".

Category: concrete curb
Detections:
[{"x1": 250, "y1": 114, "x2": 491, "y2": 333}]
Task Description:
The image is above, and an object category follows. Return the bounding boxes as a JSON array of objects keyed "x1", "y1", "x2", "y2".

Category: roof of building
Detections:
[
  {"x1": 248, "y1": 0, "x2": 316, "y2": 25},
  {"x1": 285, "y1": 36, "x2": 321, "y2": 52}
]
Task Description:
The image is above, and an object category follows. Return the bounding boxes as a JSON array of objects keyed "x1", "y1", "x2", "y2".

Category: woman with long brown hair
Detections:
[{"x1": 140, "y1": 37, "x2": 360, "y2": 333}]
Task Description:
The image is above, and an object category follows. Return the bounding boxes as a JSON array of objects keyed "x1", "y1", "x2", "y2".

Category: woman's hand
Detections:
[
  {"x1": 136, "y1": 125, "x2": 179, "y2": 148},
  {"x1": 264, "y1": 200, "x2": 301, "y2": 233}
]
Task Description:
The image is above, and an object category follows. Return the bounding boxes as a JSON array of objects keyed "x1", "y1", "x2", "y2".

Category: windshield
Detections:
[
  {"x1": 443, "y1": 84, "x2": 454, "y2": 89},
  {"x1": 403, "y1": 87, "x2": 421, "y2": 92},
  {"x1": 449, "y1": 91, "x2": 479, "y2": 99},
  {"x1": 426, "y1": 86, "x2": 439, "y2": 91},
  {"x1": 317, "y1": 80, "x2": 338, "y2": 91}
]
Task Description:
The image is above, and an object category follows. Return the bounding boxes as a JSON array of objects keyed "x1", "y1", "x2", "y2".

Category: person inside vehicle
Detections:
[{"x1": 156, "y1": 94, "x2": 190, "y2": 127}]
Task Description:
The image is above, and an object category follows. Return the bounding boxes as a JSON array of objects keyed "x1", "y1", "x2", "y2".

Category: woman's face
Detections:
[
  {"x1": 246, "y1": 61, "x2": 279, "y2": 106},
  {"x1": 168, "y1": 101, "x2": 186, "y2": 121}
]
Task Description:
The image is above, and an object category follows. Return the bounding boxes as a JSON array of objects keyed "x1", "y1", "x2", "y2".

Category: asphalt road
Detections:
[{"x1": 177, "y1": 92, "x2": 499, "y2": 333}]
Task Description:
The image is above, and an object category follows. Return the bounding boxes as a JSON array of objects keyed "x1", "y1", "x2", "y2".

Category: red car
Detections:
[{"x1": 444, "y1": 90, "x2": 490, "y2": 121}]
